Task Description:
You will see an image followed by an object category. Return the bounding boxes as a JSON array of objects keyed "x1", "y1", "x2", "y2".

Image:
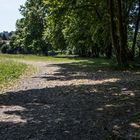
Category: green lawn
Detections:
[
  {"x1": 0, "y1": 59, "x2": 28, "y2": 88},
  {"x1": 0, "y1": 54, "x2": 113, "y2": 66},
  {"x1": 0, "y1": 54, "x2": 139, "y2": 70},
  {"x1": 0, "y1": 54, "x2": 78, "y2": 62}
]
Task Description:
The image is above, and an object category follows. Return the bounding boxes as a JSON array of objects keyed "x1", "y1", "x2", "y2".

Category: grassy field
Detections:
[
  {"x1": 0, "y1": 54, "x2": 113, "y2": 67},
  {"x1": 0, "y1": 54, "x2": 79, "y2": 62},
  {"x1": 0, "y1": 59, "x2": 28, "y2": 89},
  {"x1": 0, "y1": 54, "x2": 139, "y2": 70}
]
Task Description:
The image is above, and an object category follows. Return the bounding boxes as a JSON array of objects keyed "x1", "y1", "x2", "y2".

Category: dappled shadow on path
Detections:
[
  {"x1": 0, "y1": 84, "x2": 140, "y2": 139},
  {"x1": 36, "y1": 62, "x2": 140, "y2": 82},
  {"x1": 0, "y1": 62, "x2": 140, "y2": 140}
]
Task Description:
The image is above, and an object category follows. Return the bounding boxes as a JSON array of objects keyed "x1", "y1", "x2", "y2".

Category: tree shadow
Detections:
[
  {"x1": 34, "y1": 62, "x2": 140, "y2": 82},
  {"x1": 0, "y1": 79, "x2": 140, "y2": 139},
  {"x1": 0, "y1": 60, "x2": 140, "y2": 139}
]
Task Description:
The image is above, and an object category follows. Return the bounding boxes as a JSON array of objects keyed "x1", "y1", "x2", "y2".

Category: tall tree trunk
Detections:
[
  {"x1": 109, "y1": 0, "x2": 121, "y2": 65},
  {"x1": 109, "y1": 0, "x2": 128, "y2": 67},
  {"x1": 139, "y1": 47, "x2": 140, "y2": 57},
  {"x1": 132, "y1": 0, "x2": 140, "y2": 59},
  {"x1": 117, "y1": 0, "x2": 128, "y2": 66}
]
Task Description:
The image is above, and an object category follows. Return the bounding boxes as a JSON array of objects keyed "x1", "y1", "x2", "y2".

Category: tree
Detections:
[
  {"x1": 11, "y1": 0, "x2": 139, "y2": 66},
  {"x1": 10, "y1": 0, "x2": 48, "y2": 55},
  {"x1": 131, "y1": 0, "x2": 140, "y2": 59},
  {"x1": 43, "y1": 0, "x2": 112, "y2": 57}
]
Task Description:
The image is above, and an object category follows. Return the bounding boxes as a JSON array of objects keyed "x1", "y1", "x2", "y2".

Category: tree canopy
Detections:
[{"x1": 9, "y1": 0, "x2": 140, "y2": 67}]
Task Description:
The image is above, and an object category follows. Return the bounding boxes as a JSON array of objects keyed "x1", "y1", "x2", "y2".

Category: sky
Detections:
[{"x1": 0, "y1": 0, "x2": 26, "y2": 32}]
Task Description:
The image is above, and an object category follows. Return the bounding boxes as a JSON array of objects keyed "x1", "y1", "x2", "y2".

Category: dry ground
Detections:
[{"x1": 0, "y1": 60, "x2": 140, "y2": 140}]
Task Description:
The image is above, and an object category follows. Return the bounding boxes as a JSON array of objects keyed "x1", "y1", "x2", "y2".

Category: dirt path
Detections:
[{"x1": 0, "y1": 60, "x2": 140, "y2": 140}]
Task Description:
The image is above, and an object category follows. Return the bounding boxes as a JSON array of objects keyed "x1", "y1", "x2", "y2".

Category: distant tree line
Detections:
[
  {"x1": 0, "y1": 31, "x2": 13, "y2": 40},
  {"x1": 0, "y1": 31, "x2": 14, "y2": 53},
  {"x1": 2, "y1": 0, "x2": 140, "y2": 67}
]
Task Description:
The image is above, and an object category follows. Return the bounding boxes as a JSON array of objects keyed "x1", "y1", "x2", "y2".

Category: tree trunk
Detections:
[
  {"x1": 106, "y1": 43, "x2": 112, "y2": 59},
  {"x1": 132, "y1": 0, "x2": 140, "y2": 59},
  {"x1": 117, "y1": 0, "x2": 128, "y2": 66},
  {"x1": 109, "y1": 0, "x2": 121, "y2": 65},
  {"x1": 109, "y1": 0, "x2": 128, "y2": 67},
  {"x1": 139, "y1": 47, "x2": 140, "y2": 57}
]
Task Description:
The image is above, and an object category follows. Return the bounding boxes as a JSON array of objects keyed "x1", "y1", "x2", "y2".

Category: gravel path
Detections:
[{"x1": 0, "y1": 60, "x2": 140, "y2": 140}]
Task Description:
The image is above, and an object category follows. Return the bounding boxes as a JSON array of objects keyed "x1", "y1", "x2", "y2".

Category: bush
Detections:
[
  {"x1": 0, "y1": 43, "x2": 7, "y2": 53},
  {"x1": 0, "y1": 43, "x2": 14, "y2": 54},
  {"x1": 0, "y1": 41, "x2": 4, "y2": 48}
]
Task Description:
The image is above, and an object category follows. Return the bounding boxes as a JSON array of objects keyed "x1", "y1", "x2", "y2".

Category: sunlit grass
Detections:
[
  {"x1": 0, "y1": 59, "x2": 28, "y2": 88},
  {"x1": 0, "y1": 54, "x2": 79, "y2": 62},
  {"x1": 0, "y1": 54, "x2": 113, "y2": 67}
]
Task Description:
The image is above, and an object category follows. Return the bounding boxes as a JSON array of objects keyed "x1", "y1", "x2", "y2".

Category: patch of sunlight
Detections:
[
  {"x1": 105, "y1": 104, "x2": 124, "y2": 108},
  {"x1": 46, "y1": 78, "x2": 120, "y2": 87},
  {"x1": 122, "y1": 91, "x2": 135, "y2": 97},
  {"x1": 96, "y1": 108, "x2": 104, "y2": 111},
  {"x1": 130, "y1": 123, "x2": 140, "y2": 128},
  {"x1": 113, "y1": 125, "x2": 120, "y2": 130},
  {"x1": 0, "y1": 105, "x2": 27, "y2": 123},
  {"x1": 122, "y1": 88, "x2": 127, "y2": 91},
  {"x1": 113, "y1": 93, "x2": 121, "y2": 96},
  {"x1": 105, "y1": 104, "x2": 116, "y2": 108},
  {"x1": 104, "y1": 78, "x2": 119, "y2": 83},
  {"x1": 101, "y1": 62, "x2": 110, "y2": 65},
  {"x1": 135, "y1": 71, "x2": 140, "y2": 74}
]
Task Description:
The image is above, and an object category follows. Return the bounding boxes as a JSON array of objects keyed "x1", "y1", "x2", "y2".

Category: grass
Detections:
[
  {"x1": 0, "y1": 59, "x2": 28, "y2": 89},
  {"x1": 0, "y1": 54, "x2": 139, "y2": 71},
  {"x1": 0, "y1": 54, "x2": 113, "y2": 67},
  {"x1": 0, "y1": 54, "x2": 79, "y2": 62}
]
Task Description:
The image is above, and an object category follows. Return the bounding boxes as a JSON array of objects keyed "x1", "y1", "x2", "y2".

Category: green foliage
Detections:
[
  {"x1": 8, "y1": 0, "x2": 140, "y2": 66},
  {"x1": 10, "y1": 0, "x2": 48, "y2": 55},
  {"x1": 0, "y1": 43, "x2": 14, "y2": 54},
  {"x1": 0, "y1": 41, "x2": 5, "y2": 48},
  {"x1": 43, "y1": 0, "x2": 112, "y2": 57},
  {"x1": 1, "y1": 44, "x2": 9, "y2": 53}
]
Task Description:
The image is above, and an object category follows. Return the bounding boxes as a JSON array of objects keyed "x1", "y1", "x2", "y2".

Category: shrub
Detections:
[{"x1": 0, "y1": 43, "x2": 14, "y2": 54}]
